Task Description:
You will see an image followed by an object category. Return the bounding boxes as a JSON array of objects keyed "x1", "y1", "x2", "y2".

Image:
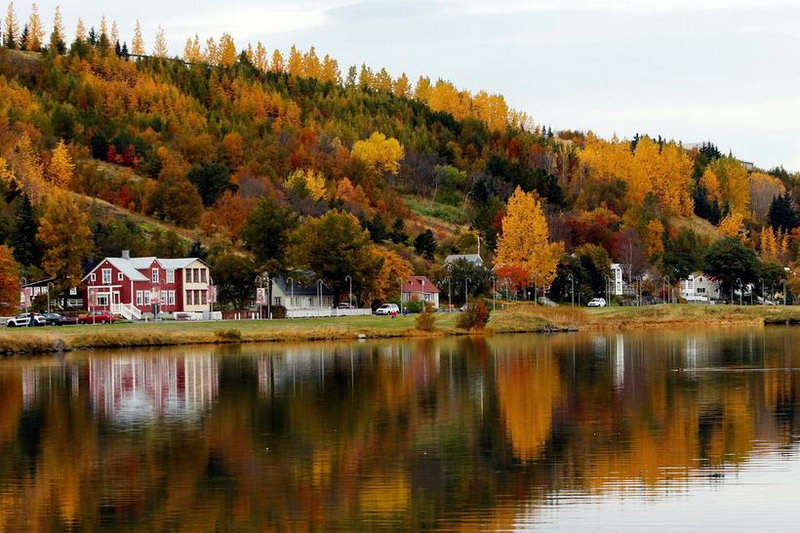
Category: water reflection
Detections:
[{"x1": 0, "y1": 328, "x2": 798, "y2": 531}]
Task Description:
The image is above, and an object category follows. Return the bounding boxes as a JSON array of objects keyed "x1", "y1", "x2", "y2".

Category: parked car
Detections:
[
  {"x1": 374, "y1": 303, "x2": 400, "y2": 316},
  {"x1": 587, "y1": 298, "x2": 607, "y2": 307},
  {"x1": 337, "y1": 302, "x2": 354, "y2": 309},
  {"x1": 42, "y1": 312, "x2": 70, "y2": 326},
  {"x1": 6, "y1": 313, "x2": 46, "y2": 327},
  {"x1": 77, "y1": 311, "x2": 116, "y2": 324}
]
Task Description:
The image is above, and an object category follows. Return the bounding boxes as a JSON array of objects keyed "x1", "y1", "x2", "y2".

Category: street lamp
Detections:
[
  {"x1": 464, "y1": 278, "x2": 470, "y2": 308},
  {"x1": 761, "y1": 278, "x2": 765, "y2": 305},
  {"x1": 47, "y1": 281, "x2": 55, "y2": 314},
  {"x1": 442, "y1": 276, "x2": 452, "y2": 311},
  {"x1": 345, "y1": 275, "x2": 353, "y2": 308},
  {"x1": 286, "y1": 276, "x2": 294, "y2": 314},
  {"x1": 21, "y1": 277, "x2": 28, "y2": 313},
  {"x1": 397, "y1": 277, "x2": 404, "y2": 314},
  {"x1": 567, "y1": 273, "x2": 574, "y2": 306},
  {"x1": 255, "y1": 273, "x2": 271, "y2": 319},
  {"x1": 316, "y1": 279, "x2": 324, "y2": 313},
  {"x1": 491, "y1": 276, "x2": 496, "y2": 311},
  {"x1": 736, "y1": 278, "x2": 742, "y2": 306}
]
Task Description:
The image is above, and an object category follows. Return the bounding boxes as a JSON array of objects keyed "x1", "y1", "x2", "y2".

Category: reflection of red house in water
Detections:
[
  {"x1": 87, "y1": 357, "x2": 218, "y2": 422},
  {"x1": 82, "y1": 250, "x2": 213, "y2": 320}
]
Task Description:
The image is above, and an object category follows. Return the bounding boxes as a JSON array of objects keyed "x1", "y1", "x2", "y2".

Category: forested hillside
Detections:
[{"x1": 1, "y1": 3, "x2": 799, "y2": 311}]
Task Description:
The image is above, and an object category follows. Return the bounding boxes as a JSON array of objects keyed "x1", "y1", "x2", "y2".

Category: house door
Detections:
[{"x1": 113, "y1": 292, "x2": 120, "y2": 305}]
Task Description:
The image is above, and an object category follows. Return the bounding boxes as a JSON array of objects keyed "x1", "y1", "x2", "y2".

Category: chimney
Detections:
[{"x1": 121, "y1": 250, "x2": 130, "y2": 260}]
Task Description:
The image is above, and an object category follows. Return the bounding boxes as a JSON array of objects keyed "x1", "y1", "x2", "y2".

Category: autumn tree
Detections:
[
  {"x1": 3, "y1": 2, "x2": 19, "y2": 48},
  {"x1": 289, "y1": 210, "x2": 382, "y2": 303},
  {"x1": 218, "y1": 33, "x2": 237, "y2": 66},
  {"x1": 0, "y1": 245, "x2": 20, "y2": 314},
  {"x1": 495, "y1": 187, "x2": 564, "y2": 287},
  {"x1": 200, "y1": 191, "x2": 254, "y2": 241},
  {"x1": 285, "y1": 168, "x2": 326, "y2": 201},
  {"x1": 152, "y1": 26, "x2": 167, "y2": 57},
  {"x1": 49, "y1": 5, "x2": 65, "y2": 53},
  {"x1": 47, "y1": 140, "x2": 74, "y2": 187},
  {"x1": 75, "y1": 17, "x2": 86, "y2": 41},
  {"x1": 131, "y1": 20, "x2": 144, "y2": 55},
  {"x1": 748, "y1": 172, "x2": 784, "y2": 222},
  {"x1": 701, "y1": 157, "x2": 750, "y2": 215},
  {"x1": 704, "y1": 237, "x2": 760, "y2": 299},
  {"x1": 371, "y1": 248, "x2": 413, "y2": 304},
  {"x1": 146, "y1": 178, "x2": 203, "y2": 227},
  {"x1": 351, "y1": 132, "x2": 404, "y2": 175},
  {"x1": 37, "y1": 191, "x2": 92, "y2": 294}
]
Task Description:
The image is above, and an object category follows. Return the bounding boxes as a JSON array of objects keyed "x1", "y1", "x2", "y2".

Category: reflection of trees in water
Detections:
[{"x1": 0, "y1": 329, "x2": 798, "y2": 530}]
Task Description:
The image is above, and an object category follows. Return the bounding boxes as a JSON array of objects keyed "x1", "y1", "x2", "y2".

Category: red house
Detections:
[
  {"x1": 401, "y1": 276, "x2": 440, "y2": 309},
  {"x1": 82, "y1": 251, "x2": 213, "y2": 320}
]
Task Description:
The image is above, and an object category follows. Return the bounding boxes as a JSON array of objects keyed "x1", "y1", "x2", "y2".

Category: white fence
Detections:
[{"x1": 286, "y1": 308, "x2": 372, "y2": 319}]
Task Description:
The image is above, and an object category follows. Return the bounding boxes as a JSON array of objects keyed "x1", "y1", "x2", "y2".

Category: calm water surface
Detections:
[{"x1": 1, "y1": 328, "x2": 800, "y2": 531}]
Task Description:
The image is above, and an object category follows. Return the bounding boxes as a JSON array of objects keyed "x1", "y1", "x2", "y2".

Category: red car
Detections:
[{"x1": 77, "y1": 311, "x2": 117, "y2": 325}]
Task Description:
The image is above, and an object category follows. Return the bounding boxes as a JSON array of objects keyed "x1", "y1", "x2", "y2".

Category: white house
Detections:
[
  {"x1": 680, "y1": 273, "x2": 721, "y2": 303},
  {"x1": 270, "y1": 277, "x2": 334, "y2": 310},
  {"x1": 444, "y1": 254, "x2": 484, "y2": 268}
]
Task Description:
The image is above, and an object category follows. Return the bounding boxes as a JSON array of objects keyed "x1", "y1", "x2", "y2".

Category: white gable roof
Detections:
[
  {"x1": 128, "y1": 257, "x2": 159, "y2": 269},
  {"x1": 445, "y1": 254, "x2": 483, "y2": 265},
  {"x1": 104, "y1": 258, "x2": 149, "y2": 281},
  {"x1": 160, "y1": 258, "x2": 202, "y2": 269}
]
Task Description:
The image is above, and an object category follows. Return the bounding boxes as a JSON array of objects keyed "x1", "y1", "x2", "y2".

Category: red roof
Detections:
[{"x1": 402, "y1": 276, "x2": 440, "y2": 294}]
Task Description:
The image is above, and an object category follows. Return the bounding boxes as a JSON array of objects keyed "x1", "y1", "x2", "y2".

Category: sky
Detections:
[{"x1": 21, "y1": 0, "x2": 800, "y2": 170}]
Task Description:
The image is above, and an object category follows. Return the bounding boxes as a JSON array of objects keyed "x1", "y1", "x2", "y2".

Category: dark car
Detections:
[
  {"x1": 77, "y1": 311, "x2": 117, "y2": 325},
  {"x1": 42, "y1": 312, "x2": 70, "y2": 326}
]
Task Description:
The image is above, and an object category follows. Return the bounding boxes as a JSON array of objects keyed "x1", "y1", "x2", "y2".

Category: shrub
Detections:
[
  {"x1": 215, "y1": 329, "x2": 242, "y2": 342},
  {"x1": 415, "y1": 303, "x2": 437, "y2": 331},
  {"x1": 456, "y1": 300, "x2": 490, "y2": 330},
  {"x1": 404, "y1": 300, "x2": 425, "y2": 313}
]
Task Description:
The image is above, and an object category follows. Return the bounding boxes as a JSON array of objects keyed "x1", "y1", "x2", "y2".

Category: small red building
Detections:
[
  {"x1": 82, "y1": 251, "x2": 213, "y2": 320},
  {"x1": 401, "y1": 276, "x2": 440, "y2": 309}
]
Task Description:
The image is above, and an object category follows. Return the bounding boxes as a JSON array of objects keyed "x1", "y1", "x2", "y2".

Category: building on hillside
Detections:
[
  {"x1": 82, "y1": 251, "x2": 213, "y2": 320},
  {"x1": 680, "y1": 272, "x2": 721, "y2": 303},
  {"x1": 610, "y1": 264, "x2": 624, "y2": 296},
  {"x1": 444, "y1": 254, "x2": 484, "y2": 268},
  {"x1": 401, "y1": 276, "x2": 440, "y2": 309},
  {"x1": 20, "y1": 278, "x2": 82, "y2": 310}
]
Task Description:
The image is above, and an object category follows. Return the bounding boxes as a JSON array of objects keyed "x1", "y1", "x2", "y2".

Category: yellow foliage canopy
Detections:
[
  {"x1": 495, "y1": 187, "x2": 564, "y2": 287},
  {"x1": 351, "y1": 132, "x2": 404, "y2": 176}
]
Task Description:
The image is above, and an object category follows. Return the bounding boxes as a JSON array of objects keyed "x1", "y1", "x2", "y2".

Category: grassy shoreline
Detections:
[{"x1": 3, "y1": 304, "x2": 800, "y2": 355}]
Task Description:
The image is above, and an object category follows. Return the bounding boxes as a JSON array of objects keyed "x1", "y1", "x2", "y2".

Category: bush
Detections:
[
  {"x1": 404, "y1": 300, "x2": 425, "y2": 313},
  {"x1": 456, "y1": 300, "x2": 490, "y2": 330},
  {"x1": 415, "y1": 303, "x2": 437, "y2": 331},
  {"x1": 215, "y1": 329, "x2": 242, "y2": 342}
]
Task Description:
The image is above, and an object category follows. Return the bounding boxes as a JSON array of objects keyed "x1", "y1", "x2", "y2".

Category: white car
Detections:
[
  {"x1": 6, "y1": 313, "x2": 46, "y2": 327},
  {"x1": 587, "y1": 298, "x2": 607, "y2": 308},
  {"x1": 374, "y1": 303, "x2": 400, "y2": 315}
]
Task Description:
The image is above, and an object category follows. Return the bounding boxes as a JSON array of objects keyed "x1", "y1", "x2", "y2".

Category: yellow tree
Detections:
[
  {"x1": 26, "y1": 3, "x2": 44, "y2": 51},
  {"x1": 271, "y1": 49, "x2": 284, "y2": 72},
  {"x1": 110, "y1": 20, "x2": 119, "y2": 44},
  {"x1": 760, "y1": 226, "x2": 779, "y2": 262},
  {"x1": 374, "y1": 68, "x2": 393, "y2": 92},
  {"x1": 252, "y1": 41, "x2": 268, "y2": 71},
  {"x1": 48, "y1": 140, "x2": 74, "y2": 188},
  {"x1": 99, "y1": 15, "x2": 108, "y2": 39},
  {"x1": 393, "y1": 73, "x2": 411, "y2": 98},
  {"x1": 302, "y1": 46, "x2": 321, "y2": 78},
  {"x1": 9, "y1": 133, "x2": 46, "y2": 204},
  {"x1": 371, "y1": 248, "x2": 413, "y2": 302},
  {"x1": 204, "y1": 36, "x2": 218, "y2": 64},
  {"x1": 287, "y1": 45, "x2": 303, "y2": 76},
  {"x1": 75, "y1": 17, "x2": 86, "y2": 42},
  {"x1": 718, "y1": 212, "x2": 745, "y2": 239},
  {"x1": 495, "y1": 187, "x2": 565, "y2": 286},
  {"x1": 4, "y1": 3, "x2": 19, "y2": 48},
  {"x1": 37, "y1": 190, "x2": 93, "y2": 291},
  {"x1": 0, "y1": 245, "x2": 20, "y2": 315},
  {"x1": 131, "y1": 20, "x2": 144, "y2": 55},
  {"x1": 320, "y1": 54, "x2": 340, "y2": 83},
  {"x1": 286, "y1": 168, "x2": 326, "y2": 201},
  {"x1": 703, "y1": 158, "x2": 750, "y2": 215},
  {"x1": 351, "y1": 132, "x2": 404, "y2": 175},
  {"x1": 218, "y1": 33, "x2": 237, "y2": 66},
  {"x1": 49, "y1": 5, "x2": 64, "y2": 51},
  {"x1": 748, "y1": 172, "x2": 784, "y2": 221},
  {"x1": 183, "y1": 35, "x2": 201, "y2": 62},
  {"x1": 152, "y1": 26, "x2": 168, "y2": 58}
]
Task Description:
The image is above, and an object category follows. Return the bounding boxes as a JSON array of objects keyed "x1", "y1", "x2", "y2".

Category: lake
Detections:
[{"x1": 1, "y1": 327, "x2": 799, "y2": 531}]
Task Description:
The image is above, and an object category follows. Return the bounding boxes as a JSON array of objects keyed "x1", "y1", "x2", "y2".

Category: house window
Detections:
[
  {"x1": 200, "y1": 269, "x2": 207, "y2": 283},
  {"x1": 160, "y1": 292, "x2": 167, "y2": 305},
  {"x1": 201, "y1": 291, "x2": 207, "y2": 305},
  {"x1": 187, "y1": 269, "x2": 193, "y2": 283},
  {"x1": 168, "y1": 291, "x2": 175, "y2": 305},
  {"x1": 698, "y1": 287, "x2": 706, "y2": 294},
  {"x1": 187, "y1": 291, "x2": 193, "y2": 305},
  {"x1": 151, "y1": 268, "x2": 159, "y2": 283},
  {"x1": 166, "y1": 269, "x2": 175, "y2": 283},
  {"x1": 90, "y1": 273, "x2": 96, "y2": 282},
  {"x1": 273, "y1": 297, "x2": 281, "y2": 306},
  {"x1": 69, "y1": 287, "x2": 77, "y2": 295},
  {"x1": 97, "y1": 294, "x2": 108, "y2": 307},
  {"x1": 118, "y1": 272, "x2": 124, "y2": 281},
  {"x1": 144, "y1": 291, "x2": 151, "y2": 305},
  {"x1": 136, "y1": 291, "x2": 143, "y2": 305}
]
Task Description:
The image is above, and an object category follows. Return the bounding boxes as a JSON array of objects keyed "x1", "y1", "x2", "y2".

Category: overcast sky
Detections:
[{"x1": 24, "y1": 0, "x2": 800, "y2": 170}]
